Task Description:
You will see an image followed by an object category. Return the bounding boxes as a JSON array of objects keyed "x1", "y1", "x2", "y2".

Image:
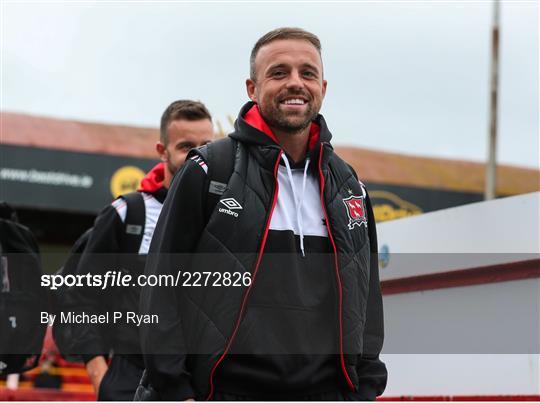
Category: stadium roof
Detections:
[{"x1": 2, "y1": 111, "x2": 538, "y2": 196}]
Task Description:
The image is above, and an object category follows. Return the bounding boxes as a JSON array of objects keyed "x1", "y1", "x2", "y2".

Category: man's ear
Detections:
[
  {"x1": 156, "y1": 142, "x2": 168, "y2": 162},
  {"x1": 246, "y1": 78, "x2": 257, "y2": 102},
  {"x1": 322, "y1": 79, "x2": 328, "y2": 99}
]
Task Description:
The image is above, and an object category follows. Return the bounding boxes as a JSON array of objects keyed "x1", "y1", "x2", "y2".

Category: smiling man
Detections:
[{"x1": 140, "y1": 28, "x2": 387, "y2": 401}]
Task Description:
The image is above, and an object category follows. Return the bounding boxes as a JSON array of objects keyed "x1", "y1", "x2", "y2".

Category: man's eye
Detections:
[
  {"x1": 303, "y1": 71, "x2": 316, "y2": 78},
  {"x1": 272, "y1": 71, "x2": 286, "y2": 78}
]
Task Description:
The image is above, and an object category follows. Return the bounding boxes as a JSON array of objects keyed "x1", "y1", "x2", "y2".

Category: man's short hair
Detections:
[
  {"x1": 160, "y1": 100, "x2": 212, "y2": 145},
  {"x1": 250, "y1": 27, "x2": 322, "y2": 81}
]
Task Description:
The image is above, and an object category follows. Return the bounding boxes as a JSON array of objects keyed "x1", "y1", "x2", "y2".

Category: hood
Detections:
[
  {"x1": 229, "y1": 102, "x2": 333, "y2": 150},
  {"x1": 138, "y1": 162, "x2": 165, "y2": 193}
]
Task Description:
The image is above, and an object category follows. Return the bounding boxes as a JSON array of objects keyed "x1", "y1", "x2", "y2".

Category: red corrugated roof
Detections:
[
  {"x1": 335, "y1": 146, "x2": 539, "y2": 196},
  {"x1": 2, "y1": 111, "x2": 538, "y2": 195},
  {"x1": 1, "y1": 111, "x2": 158, "y2": 158}
]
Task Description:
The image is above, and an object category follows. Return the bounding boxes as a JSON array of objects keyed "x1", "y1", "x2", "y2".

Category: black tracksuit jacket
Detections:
[
  {"x1": 140, "y1": 102, "x2": 387, "y2": 400},
  {"x1": 70, "y1": 165, "x2": 167, "y2": 367}
]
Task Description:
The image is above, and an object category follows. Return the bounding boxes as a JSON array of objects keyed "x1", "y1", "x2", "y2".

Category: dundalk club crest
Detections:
[{"x1": 343, "y1": 195, "x2": 367, "y2": 230}]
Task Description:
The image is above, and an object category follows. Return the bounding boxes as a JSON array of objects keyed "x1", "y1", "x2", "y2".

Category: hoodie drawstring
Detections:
[{"x1": 281, "y1": 154, "x2": 310, "y2": 257}]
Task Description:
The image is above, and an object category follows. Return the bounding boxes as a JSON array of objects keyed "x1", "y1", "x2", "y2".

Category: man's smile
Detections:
[{"x1": 279, "y1": 96, "x2": 309, "y2": 112}]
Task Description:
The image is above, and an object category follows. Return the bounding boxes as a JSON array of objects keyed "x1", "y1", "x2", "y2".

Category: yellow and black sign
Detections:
[
  {"x1": 370, "y1": 190, "x2": 423, "y2": 222},
  {"x1": 368, "y1": 184, "x2": 484, "y2": 222},
  {"x1": 110, "y1": 166, "x2": 146, "y2": 198}
]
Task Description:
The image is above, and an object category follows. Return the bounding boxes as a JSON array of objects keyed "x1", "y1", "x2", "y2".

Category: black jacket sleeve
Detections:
[
  {"x1": 70, "y1": 204, "x2": 124, "y2": 362},
  {"x1": 139, "y1": 159, "x2": 208, "y2": 401},
  {"x1": 349, "y1": 191, "x2": 388, "y2": 400}
]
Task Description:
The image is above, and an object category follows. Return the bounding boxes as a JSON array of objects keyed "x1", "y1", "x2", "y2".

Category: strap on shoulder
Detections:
[
  {"x1": 119, "y1": 192, "x2": 146, "y2": 253},
  {"x1": 203, "y1": 137, "x2": 237, "y2": 221}
]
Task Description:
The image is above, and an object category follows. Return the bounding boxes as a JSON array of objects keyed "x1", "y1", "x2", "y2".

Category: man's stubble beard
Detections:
[
  {"x1": 167, "y1": 160, "x2": 178, "y2": 177},
  {"x1": 165, "y1": 151, "x2": 181, "y2": 178},
  {"x1": 260, "y1": 98, "x2": 319, "y2": 135}
]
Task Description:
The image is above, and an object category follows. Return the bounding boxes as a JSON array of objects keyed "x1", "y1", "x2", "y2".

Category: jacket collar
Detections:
[
  {"x1": 137, "y1": 163, "x2": 168, "y2": 202},
  {"x1": 230, "y1": 101, "x2": 332, "y2": 148},
  {"x1": 229, "y1": 101, "x2": 333, "y2": 170}
]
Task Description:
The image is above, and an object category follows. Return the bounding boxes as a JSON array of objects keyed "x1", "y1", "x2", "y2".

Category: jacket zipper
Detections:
[
  {"x1": 206, "y1": 150, "x2": 283, "y2": 400},
  {"x1": 317, "y1": 143, "x2": 356, "y2": 392}
]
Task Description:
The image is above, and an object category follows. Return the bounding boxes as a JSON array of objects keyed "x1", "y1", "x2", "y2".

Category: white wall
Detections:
[
  {"x1": 377, "y1": 192, "x2": 540, "y2": 280},
  {"x1": 382, "y1": 354, "x2": 539, "y2": 396},
  {"x1": 376, "y1": 192, "x2": 540, "y2": 396}
]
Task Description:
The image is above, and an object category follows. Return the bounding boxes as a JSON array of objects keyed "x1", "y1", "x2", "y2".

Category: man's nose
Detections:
[{"x1": 285, "y1": 70, "x2": 304, "y2": 90}]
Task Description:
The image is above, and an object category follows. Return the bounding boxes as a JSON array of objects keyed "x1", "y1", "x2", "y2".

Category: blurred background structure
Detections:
[
  {"x1": 1, "y1": 110, "x2": 538, "y2": 274},
  {"x1": 0, "y1": 0, "x2": 538, "y2": 400}
]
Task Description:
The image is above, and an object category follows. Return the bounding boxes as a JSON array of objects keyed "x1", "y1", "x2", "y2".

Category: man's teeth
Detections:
[{"x1": 282, "y1": 99, "x2": 305, "y2": 105}]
